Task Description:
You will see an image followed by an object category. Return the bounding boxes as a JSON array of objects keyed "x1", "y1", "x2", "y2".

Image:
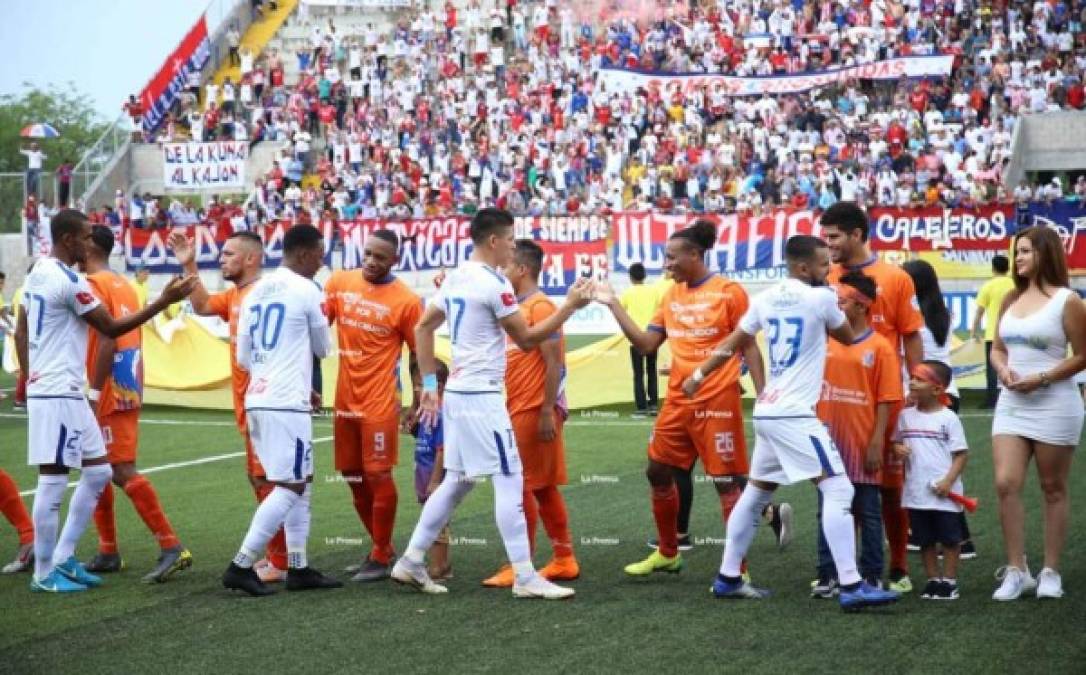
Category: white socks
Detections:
[
  {"x1": 285, "y1": 484, "x2": 312, "y2": 570},
  {"x1": 492, "y1": 472, "x2": 534, "y2": 582},
  {"x1": 32, "y1": 474, "x2": 68, "y2": 579},
  {"x1": 405, "y1": 470, "x2": 474, "y2": 564},
  {"x1": 818, "y1": 474, "x2": 861, "y2": 586},
  {"x1": 719, "y1": 484, "x2": 774, "y2": 577},
  {"x1": 52, "y1": 464, "x2": 111, "y2": 566},
  {"x1": 235, "y1": 486, "x2": 300, "y2": 568}
]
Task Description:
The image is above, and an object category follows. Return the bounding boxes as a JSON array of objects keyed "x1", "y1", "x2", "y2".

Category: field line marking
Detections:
[{"x1": 17, "y1": 436, "x2": 333, "y2": 497}]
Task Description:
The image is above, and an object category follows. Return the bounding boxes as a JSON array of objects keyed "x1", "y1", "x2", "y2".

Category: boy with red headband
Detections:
[
  {"x1": 892, "y1": 361, "x2": 969, "y2": 601},
  {"x1": 813, "y1": 272, "x2": 902, "y2": 596}
]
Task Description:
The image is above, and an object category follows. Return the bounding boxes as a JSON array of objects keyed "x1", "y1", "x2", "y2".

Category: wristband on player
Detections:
[
  {"x1": 88, "y1": 389, "x2": 101, "y2": 402},
  {"x1": 422, "y1": 373, "x2": 438, "y2": 392}
]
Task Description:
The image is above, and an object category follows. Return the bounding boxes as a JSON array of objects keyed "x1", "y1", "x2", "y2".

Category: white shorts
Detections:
[
  {"x1": 247, "y1": 409, "x2": 313, "y2": 483},
  {"x1": 749, "y1": 416, "x2": 846, "y2": 486},
  {"x1": 442, "y1": 391, "x2": 522, "y2": 478},
  {"x1": 27, "y1": 397, "x2": 107, "y2": 468}
]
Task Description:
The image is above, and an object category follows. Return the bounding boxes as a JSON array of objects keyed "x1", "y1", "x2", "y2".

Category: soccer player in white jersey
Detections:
[
  {"x1": 391, "y1": 208, "x2": 593, "y2": 600},
  {"x1": 14, "y1": 209, "x2": 196, "y2": 593},
  {"x1": 221, "y1": 224, "x2": 341, "y2": 597},
  {"x1": 682, "y1": 235, "x2": 902, "y2": 611}
]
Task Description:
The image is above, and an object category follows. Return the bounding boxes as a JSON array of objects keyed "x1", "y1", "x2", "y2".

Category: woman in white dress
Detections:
[{"x1": 990, "y1": 227, "x2": 1086, "y2": 601}]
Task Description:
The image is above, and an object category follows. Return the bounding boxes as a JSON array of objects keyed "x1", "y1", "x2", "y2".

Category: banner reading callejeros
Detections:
[{"x1": 162, "y1": 141, "x2": 249, "y2": 191}]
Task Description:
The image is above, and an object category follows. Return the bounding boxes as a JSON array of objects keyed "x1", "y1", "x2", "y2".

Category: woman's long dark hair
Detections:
[{"x1": 902, "y1": 259, "x2": 950, "y2": 347}]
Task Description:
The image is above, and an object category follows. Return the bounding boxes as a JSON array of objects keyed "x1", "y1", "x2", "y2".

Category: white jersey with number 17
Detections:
[
  {"x1": 238, "y1": 266, "x2": 332, "y2": 412},
  {"x1": 432, "y1": 260, "x2": 519, "y2": 393},
  {"x1": 739, "y1": 277, "x2": 846, "y2": 417}
]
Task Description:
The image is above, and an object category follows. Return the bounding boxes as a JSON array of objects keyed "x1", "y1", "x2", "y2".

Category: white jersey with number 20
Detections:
[{"x1": 739, "y1": 278, "x2": 846, "y2": 417}]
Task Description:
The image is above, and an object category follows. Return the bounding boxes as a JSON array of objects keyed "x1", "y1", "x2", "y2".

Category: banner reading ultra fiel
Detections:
[
  {"x1": 139, "y1": 15, "x2": 211, "y2": 132},
  {"x1": 597, "y1": 55, "x2": 955, "y2": 97}
]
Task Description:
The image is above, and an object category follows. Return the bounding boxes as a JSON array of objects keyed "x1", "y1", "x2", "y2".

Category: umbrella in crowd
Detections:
[{"x1": 20, "y1": 123, "x2": 60, "y2": 138}]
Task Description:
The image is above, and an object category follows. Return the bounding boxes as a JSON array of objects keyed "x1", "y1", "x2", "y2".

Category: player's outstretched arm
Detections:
[
  {"x1": 14, "y1": 306, "x2": 28, "y2": 375},
  {"x1": 501, "y1": 278, "x2": 593, "y2": 352},
  {"x1": 593, "y1": 281, "x2": 665, "y2": 355},
  {"x1": 827, "y1": 318, "x2": 855, "y2": 345},
  {"x1": 742, "y1": 340, "x2": 766, "y2": 396},
  {"x1": 682, "y1": 327, "x2": 754, "y2": 398},
  {"x1": 168, "y1": 231, "x2": 213, "y2": 315},
  {"x1": 414, "y1": 302, "x2": 447, "y2": 429},
  {"x1": 83, "y1": 275, "x2": 198, "y2": 339}
]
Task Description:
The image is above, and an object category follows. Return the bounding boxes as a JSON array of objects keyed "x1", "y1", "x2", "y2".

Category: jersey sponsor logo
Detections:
[
  {"x1": 862, "y1": 350, "x2": 875, "y2": 368},
  {"x1": 501, "y1": 292, "x2": 516, "y2": 307},
  {"x1": 76, "y1": 291, "x2": 96, "y2": 305}
]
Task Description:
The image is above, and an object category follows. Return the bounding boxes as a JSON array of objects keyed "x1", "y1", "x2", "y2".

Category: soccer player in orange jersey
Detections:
[
  {"x1": 812, "y1": 271, "x2": 902, "y2": 597},
  {"x1": 598, "y1": 220, "x2": 772, "y2": 576},
  {"x1": 0, "y1": 469, "x2": 34, "y2": 574},
  {"x1": 171, "y1": 230, "x2": 290, "y2": 582},
  {"x1": 325, "y1": 229, "x2": 422, "y2": 582},
  {"x1": 822, "y1": 201, "x2": 924, "y2": 594},
  {"x1": 81, "y1": 226, "x2": 191, "y2": 583},
  {"x1": 480, "y1": 240, "x2": 579, "y2": 588}
]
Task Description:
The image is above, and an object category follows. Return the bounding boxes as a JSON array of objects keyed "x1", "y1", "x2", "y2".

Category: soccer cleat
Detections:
[
  {"x1": 887, "y1": 569, "x2": 913, "y2": 593},
  {"x1": 920, "y1": 578, "x2": 942, "y2": 599},
  {"x1": 2, "y1": 542, "x2": 34, "y2": 574},
  {"x1": 350, "y1": 557, "x2": 394, "y2": 583},
  {"x1": 391, "y1": 557, "x2": 448, "y2": 594},
  {"x1": 839, "y1": 581, "x2": 901, "y2": 612},
  {"x1": 256, "y1": 561, "x2": 287, "y2": 583},
  {"x1": 287, "y1": 566, "x2": 344, "y2": 591},
  {"x1": 512, "y1": 573, "x2": 575, "y2": 600},
  {"x1": 863, "y1": 575, "x2": 883, "y2": 590},
  {"x1": 811, "y1": 575, "x2": 839, "y2": 599},
  {"x1": 55, "y1": 556, "x2": 102, "y2": 588},
  {"x1": 959, "y1": 539, "x2": 977, "y2": 560},
  {"x1": 85, "y1": 552, "x2": 125, "y2": 574},
  {"x1": 30, "y1": 569, "x2": 88, "y2": 593},
  {"x1": 222, "y1": 562, "x2": 276, "y2": 596},
  {"x1": 992, "y1": 564, "x2": 1037, "y2": 601},
  {"x1": 1035, "y1": 567, "x2": 1064, "y2": 599},
  {"x1": 935, "y1": 580, "x2": 960, "y2": 600},
  {"x1": 767, "y1": 503, "x2": 794, "y2": 549},
  {"x1": 624, "y1": 550, "x2": 683, "y2": 576},
  {"x1": 142, "y1": 546, "x2": 193, "y2": 584},
  {"x1": 428, "y1": 564, "x2": 454, "y2": 582},
  {"x1": 482, "y1": 563, "x2": 514, "y2": 588},
  {"x1": 646, "y1": 534, "x2": 693, "y2": 551},
  {"x1": 711, "y1": 574, "x2": 770, "y2": 599},
  {"x1": 540, "y1": 556, "x2": 580, "y2": 581}
]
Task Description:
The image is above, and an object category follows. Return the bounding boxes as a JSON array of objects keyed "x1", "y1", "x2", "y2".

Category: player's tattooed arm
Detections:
[
  {"x1": 682, "y1": 327, "x2": 754, "y2": 398},
  {"x1": 414, "y1": 301, "x2": 447, "y2": 430},
  {"x1": 593, "y1": 281, "x2": 665, "y2": 355},
  {"x1": 82, "y1": 275, "x2": 198, "y2": 339},
  {"x1": 167, "y1": 231, "x2": 212, "y2": 315},
  {"x1": 502, "y1": 278, "x2": 592, "y2": 351}
]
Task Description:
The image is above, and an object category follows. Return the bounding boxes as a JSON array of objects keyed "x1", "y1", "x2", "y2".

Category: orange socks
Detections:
[
  {"x1": 364, "y1": 472, "x2": 398, "y2": 565},
  {"x1": 0, "y1": 469, "x2": 34, "y2": 546},
  {"x1": 534, "y1": 486, "x2": 573, "y2": 559},
  {"x1": 347, "y1": 477, "x2": 374, "y2": 534},
  {"x1": 94, "y1": 482, "x2": 119, "y2": 554},
  {"x1": 718, "y1": 485, "x2": 747, "y2": 574},
  {"x1": 124, "y1": 475, "x2": 180, "y2": 550},
  {"x1": 255, "y1": 482, "x2": 288, "y2": 570},
  {"x1": 881, "y1": 486, "x2": 909, "y2": 574},
  {"x1": 651, "y1": 483, "x2": 680, "y2": 558},
  {"x1": 522, "y1": 488, "x2": 540, "y2": 554}
]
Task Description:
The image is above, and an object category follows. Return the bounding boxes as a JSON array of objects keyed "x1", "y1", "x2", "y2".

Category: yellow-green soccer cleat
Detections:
[
  {"x1": 142, "y1": 547, "x2": 193, "y2": 584},
  {"x1": 624, "y1": 550, "x2": 684, "y2": 576}
]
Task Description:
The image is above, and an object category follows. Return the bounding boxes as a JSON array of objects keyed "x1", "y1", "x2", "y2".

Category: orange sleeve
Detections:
[
  {"x1": 895, "y1": 273, "x2": 924, "y2": 336},
  {"x1": 725, "y1": 282, "x2": 750, "y2": 330},
  {"x1": 530, "y1": 297, "x2": 558, "y2": 337},
  {"x1": 874, "y1": 338, "x2": 904, "y2": 403},
  {"x1": 648, "y1": 287, "x2": 669, "y2": 332},
  {"x1": 399, "y1": 291, "x2": 423, "y2": 351},
  {"x1": 206, "y1": 290, "x2": 232, "y2": 322}
]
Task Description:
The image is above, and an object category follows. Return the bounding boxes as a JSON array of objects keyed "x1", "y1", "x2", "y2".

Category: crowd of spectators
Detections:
[{"x1": 120, "y1": 0, "x2": 1086, "y2": 226}]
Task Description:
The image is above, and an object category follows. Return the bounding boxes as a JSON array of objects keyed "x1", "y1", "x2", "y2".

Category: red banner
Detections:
[{"x1": 138, "y1": 15, "x2": 211, "y2": 132}]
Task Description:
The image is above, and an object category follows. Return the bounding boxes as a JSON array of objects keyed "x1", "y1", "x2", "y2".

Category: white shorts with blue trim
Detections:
[
  {"x1": 749, "y1": 416, "x2": 845, "y2": 486},
  {"x1": 27, "y1": 397, "x2": 107, "y2": 468},
  {"x1": 442, "y1": 391, "x2": 521, "y2": 478},
  {"x1": 247, "y1": 409, "x2": 313, "y2": 483}
]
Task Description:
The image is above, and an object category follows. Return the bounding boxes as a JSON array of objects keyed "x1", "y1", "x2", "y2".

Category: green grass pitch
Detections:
[{"x1": 0, "y1": 392, "x2": 1083, "y2": 673}]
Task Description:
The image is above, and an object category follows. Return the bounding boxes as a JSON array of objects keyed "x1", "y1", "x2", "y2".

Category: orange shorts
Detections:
[
  {"x1": 648, "y1": 396, "x2": 748, "y2": 477},
  {"x1": 511, "y1": 409, "x2": 567, "y2": 491},
  {"x1": 881, "y1": 400, "x2": 905, "y2": 490},
  {"x1": 99, "y1": 410, "x2": 139, "y2": 464},
  {"x1": 334, "y1": 412, "x2": 399, "y2": 473}
]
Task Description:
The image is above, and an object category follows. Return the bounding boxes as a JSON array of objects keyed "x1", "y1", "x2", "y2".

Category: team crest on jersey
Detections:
[
  {"x1": 500, "y1": 292, "x2": 516, "y2": 307},
  {"x1": 862, "y1": 350, "x2": 875, "y2": 368},
  {"x1": 75, "y1": 291, "x2": 95, "y2": 305}
]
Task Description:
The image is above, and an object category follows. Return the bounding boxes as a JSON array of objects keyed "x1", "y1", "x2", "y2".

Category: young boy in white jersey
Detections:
[
  {"x1": 391, "y1": 208, "x2": 593, "y2": 600},
  {"x1": 893, "y1": 361, "x2": 969, "y2": 600},
  {"x1": 15, "y1": 209, "x2": 196, "y2": 593},
  {"x1": 222, "y1": 224, "x2": 341, "y2": 596},
  {"x1": 682, "y1": 235, "x2": 901, "y2": 612}
]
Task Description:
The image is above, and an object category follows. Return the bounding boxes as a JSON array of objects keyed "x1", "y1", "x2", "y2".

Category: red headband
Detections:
[
  {"x1": 837, "y1": 285, "x2": 873, "y2": 309},
  {"x1": 911, "y1": 365, "x2": 951, "y2": 406}
]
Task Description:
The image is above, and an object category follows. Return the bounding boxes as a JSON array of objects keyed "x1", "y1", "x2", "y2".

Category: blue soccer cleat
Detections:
[
  {"x1": 711, "y1": 574, "x2": 770, "y2": 599},
  {"x1": 30, "y1": 569, "x2": 88, "y2": 593},
  {"x1": 55, "y1": 556, "x2": 103, "y2": 588},
  {"x1": 839, "y1": 580, "x2": 900, "y2": 612}
]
